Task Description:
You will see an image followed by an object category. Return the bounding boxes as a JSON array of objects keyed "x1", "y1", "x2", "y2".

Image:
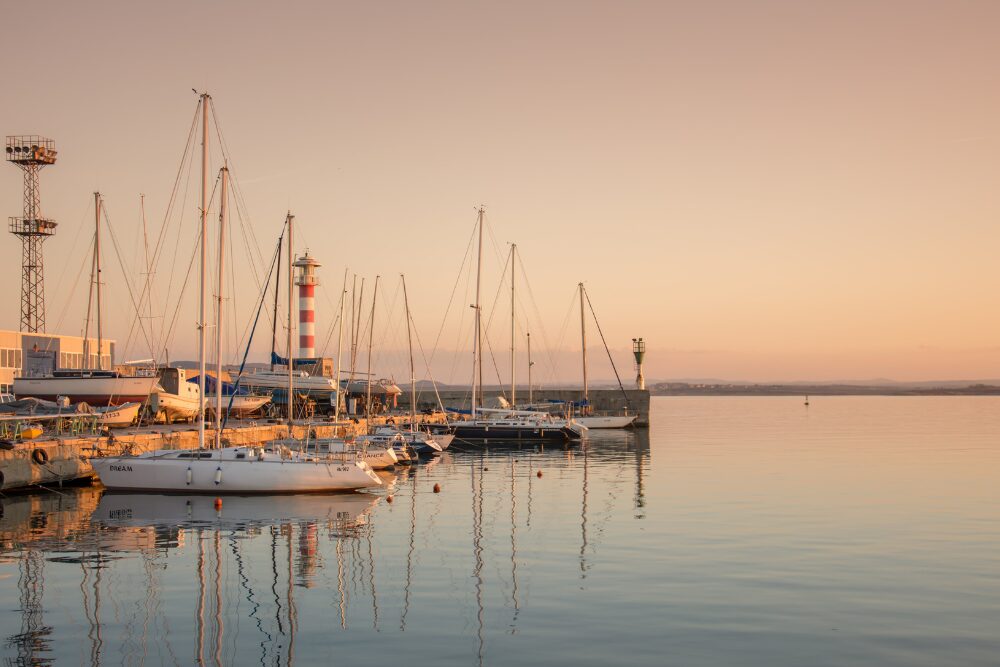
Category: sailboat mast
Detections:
[
  {"x1": 402, "y1": 274, "x2": 416, "y2": 431},
  {"x1": 286, "y1": 212, "x2": 294, "y2": 424},
  {"x1": 473, "y1": 207, "x2": 484, "y2": 417},
  {"x1": 215, "y1": 166, "x2": 228, "y2": 448},
  {"x1": 527, "y1": 332, "x2": 533, "y2": 404},
  {"x1": 198, "y1": 93, "x2": 209, "y2": 450},
  {"x1": 334, "y1": 269, "x2": 347, "y2": 421},
  {"x1": 510, "y1": 243, "x2": 516, "y2": 407},
  {"x1": 580, "y1": 282, "x2": 588, "y2": 403},
  {"x1": 270, "y1": 234, "x2": 282, "y2": 371},
  {"x1": 365, "y1": 276, "x2": 380, "y2": 423},
  {"x1": 94, "y1": 192, "x2": 103, "y2": 370}
]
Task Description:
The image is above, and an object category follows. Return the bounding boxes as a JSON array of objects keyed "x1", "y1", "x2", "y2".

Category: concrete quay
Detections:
[{"x1": 0, "y1": 415, "x2": 425, "y2": 493}]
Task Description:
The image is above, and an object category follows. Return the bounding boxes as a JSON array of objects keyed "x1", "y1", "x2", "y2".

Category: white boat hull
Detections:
[
  {"x1": 14, "y1": 375, "x2": 157, "y2": 406},
  {"x1": 208, "y1": 395, "x2": 271, "y2": 417},
  {"x1": 92, "y1": 450, "x2": 382, "y2": 493},
  {"x1": 574, "y1": 415, "x2": 637, "y2": 429},
  {"x1": 96, "y1": 402, "x2": 141, "y2": 428},
  {"x1": 150, "y1": 392, "x2": 200, "y2": 422}
]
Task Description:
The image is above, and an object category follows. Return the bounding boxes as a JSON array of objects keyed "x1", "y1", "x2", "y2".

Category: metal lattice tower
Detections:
[{"x1": 6, "y1": 136, "x2": 57, "y2": 332}]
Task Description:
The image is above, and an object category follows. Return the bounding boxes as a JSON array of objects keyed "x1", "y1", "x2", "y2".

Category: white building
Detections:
[{"x1": 0, "y1": 329, "x2": 114, "y2": 394}]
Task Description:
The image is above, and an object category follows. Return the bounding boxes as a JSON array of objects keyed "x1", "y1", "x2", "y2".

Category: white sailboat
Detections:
[
  {"x1": 573, "y1": 282, "x2": 637, "y2": 430},
  {"x1": 92, "y1": 93, "x2": 381, "y2": 493}
]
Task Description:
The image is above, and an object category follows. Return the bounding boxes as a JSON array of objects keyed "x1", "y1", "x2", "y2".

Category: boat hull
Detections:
[
  {"x1": 150, "y1": 392, "x2": 200, "y2": 422},
  {"x1": 575, "y1": 415, "x2": 637, "y2": 429},
  {"x1": 96, "y1": 402, "x2": 141, "y2": 428},
  {"x1": 91, "y1": 456, "x2": 382, "y2": 493},
  {"x1": 14, "y1": 376, "x2": 157, "y2": 406},
  {"x1": 449, "y1": 423, "x2": 579, "y2": 442}
]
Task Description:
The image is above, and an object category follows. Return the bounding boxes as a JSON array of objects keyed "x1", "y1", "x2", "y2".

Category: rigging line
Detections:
[
  {"x1": 159, "y1": 171, "x2": 222, "y2": 358},
  {"x1": 408, "y1": 302, "x2": 447, "y2": 412},
  {"x1": 101, "y1": 203, "x2": 157, "y2": 360},
  {"x1": 584, "y1": 289, "x2": 632, "y2": 409},
  {"x1": 162, "y1": 223, "x2": 203, "y2": 358},
  {"x1": 482, "y1": 329, "x2": 507, "y2": 401},
  {"x1": 222, "y1": 236, "x2": 280, "y2": 431},
  {"x1": 517, "y1": 258, "x2": 562, "y2": 384},
  {"x1": 54, "y1": 233, "x2": 94, "y2": 337},
  {"x1": 141, "y1": 167, "x2": 222, "y2": 362},
  {"x1": 553, "y1": 287, "x2": 577, "y2": 375},
  {"x1": 150, "y1": 101, "x2": 201, "y2": 327},
  {"x1": 156, "y1": 117, "x2": 201, "y2": 355},
  {"x1": 208, "y1": 98, "x2": 269, "y2": 287},
  {"x1": 50, "y1": 198, "x2": 93, "y2": 329},
  {"x1": 371, "y1": 279, "x2": 403, "y2": 376},
  {"x1": 429, "y1": 215, "x2": 479, "y2": 363},
  {"x1": 316, "y1": 277, "x2": 347, "y2": 359}
]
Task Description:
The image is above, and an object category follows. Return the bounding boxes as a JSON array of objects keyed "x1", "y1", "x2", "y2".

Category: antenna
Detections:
[{"x1": 6, "y1": 136, "x2": 57, "y2": 332}]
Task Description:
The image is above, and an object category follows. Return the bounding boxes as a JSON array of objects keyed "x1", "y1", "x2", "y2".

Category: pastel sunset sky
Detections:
[{"x1": 2, "y1": 1, "x2": 999, "y2": 384}]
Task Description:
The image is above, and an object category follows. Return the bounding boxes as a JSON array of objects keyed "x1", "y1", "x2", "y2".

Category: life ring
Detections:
[{"x1": 31, "y1": 448, "x2": 49, "y2": 466}]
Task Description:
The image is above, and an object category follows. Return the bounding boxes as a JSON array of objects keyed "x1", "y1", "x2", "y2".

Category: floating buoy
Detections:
[
  {"x1": 433, "y1": 483, "x2": 441, "y2": 493},
  {"x1": 386, "y1": 495, "x2": 394, "y2": 503},
  {"x1": 537, "y1": 470, "x2": 543, "y2": 478},
  {"x1": 214, "y1": 497, "x2": 223, "y2": 510}
]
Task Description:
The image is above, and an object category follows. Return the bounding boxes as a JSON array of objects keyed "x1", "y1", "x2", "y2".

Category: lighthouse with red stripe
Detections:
[{"x1": 293, "y1": 252, "x2": 321, "y2": 358}]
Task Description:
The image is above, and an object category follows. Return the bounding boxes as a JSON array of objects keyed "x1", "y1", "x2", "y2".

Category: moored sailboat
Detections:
[{"x1": 92, "y1": 93, "x2": 381, "y2": 493}]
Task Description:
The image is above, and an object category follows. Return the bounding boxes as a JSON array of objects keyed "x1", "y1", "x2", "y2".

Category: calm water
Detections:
[{"x1": 1, "y1": 397, "x2": 998, "y2": 666}]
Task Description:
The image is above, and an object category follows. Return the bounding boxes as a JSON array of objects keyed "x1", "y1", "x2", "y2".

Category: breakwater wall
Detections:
[{"x1": 405, "y1": 388, "x2": 651, "y2": 427}]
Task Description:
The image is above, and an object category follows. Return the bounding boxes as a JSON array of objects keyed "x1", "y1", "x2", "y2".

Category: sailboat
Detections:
[
  {"x1": 446, "y1": 210, "x2": 585, "y2": 443},
  {"x1": 92, "y1": 93, "x2": 381, "y2": 493},
  {"x1": 358, "y1": 275, "x2": 447, "y2": 455},
  {"x1": 572, "y1": 282, "x2": 637, "y2": 429},
  {"x1": 13, "y1": 193, "x2": 158, "y2": 406}
]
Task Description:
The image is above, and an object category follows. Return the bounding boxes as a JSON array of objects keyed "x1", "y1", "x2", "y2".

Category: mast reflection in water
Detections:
[{"x1": 1, "y1": 427, "x2": 651, "y2": 666}]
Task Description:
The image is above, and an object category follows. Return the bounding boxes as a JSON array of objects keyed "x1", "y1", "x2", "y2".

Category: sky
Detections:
[{"x1": 2, "y1": 0, "x2": 999, "y2": 384}]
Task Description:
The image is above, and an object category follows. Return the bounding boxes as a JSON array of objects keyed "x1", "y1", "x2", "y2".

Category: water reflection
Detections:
[{"x1": 0, "y1": 429, "x2": 651, "y2": 666}]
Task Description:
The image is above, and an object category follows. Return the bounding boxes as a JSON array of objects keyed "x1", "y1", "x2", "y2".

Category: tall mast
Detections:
[
  {"x1": 402, "y1": 274, "x2": 416, "y2": 431},
  {"x1": 270, "y1": 234, "x2": 282, "y2": 371},
  {"x1": 95, "y1": 192, "x2": 103, "y2": 370},
  {"x1": 365, "y1": 276, "x2": 380, "y2": 424},
  {"x1": 215, "y1": 166, "x2": 228, "y2": 448},
  {"x1": 83, "y1": 195, "x2": 97, "y2": 369},
  {"x1": 334, "y1": 269, "x2": 347, "y2": 421},
  {"x1": 510, "y1": 243, "x2": 516, "y2": 407},
  {"x1": 579, "y1": 282, "x2": 588, "y2": 403},
  {"x1": 527, "y1": 332, "x2": 533, "y2": 404},
  {"x1": 473, "y1": 207, "x2": 484, "y2": 416},
  {"x1": 286, "y1": 212, "x2": 294, "y2": 424},
  {"x1": 197, "y1": 93, "x2": 209, "y2": 450}
]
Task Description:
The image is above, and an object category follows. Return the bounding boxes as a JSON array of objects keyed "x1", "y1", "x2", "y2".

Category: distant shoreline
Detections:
[{"x1": 649, "y1": 384, "x2": 1000, "y2": 397}]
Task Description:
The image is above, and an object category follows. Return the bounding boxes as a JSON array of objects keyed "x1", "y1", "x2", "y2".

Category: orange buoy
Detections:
[
  {"x1": 214, "y1": 497, "x2": 223, "y2": 510},
  {"x1": 433, "y1": 483, "x2": 441, "y2": 493},
  {"x1": 536, "y1": 470, "x2": 543, "y2": 478}
]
